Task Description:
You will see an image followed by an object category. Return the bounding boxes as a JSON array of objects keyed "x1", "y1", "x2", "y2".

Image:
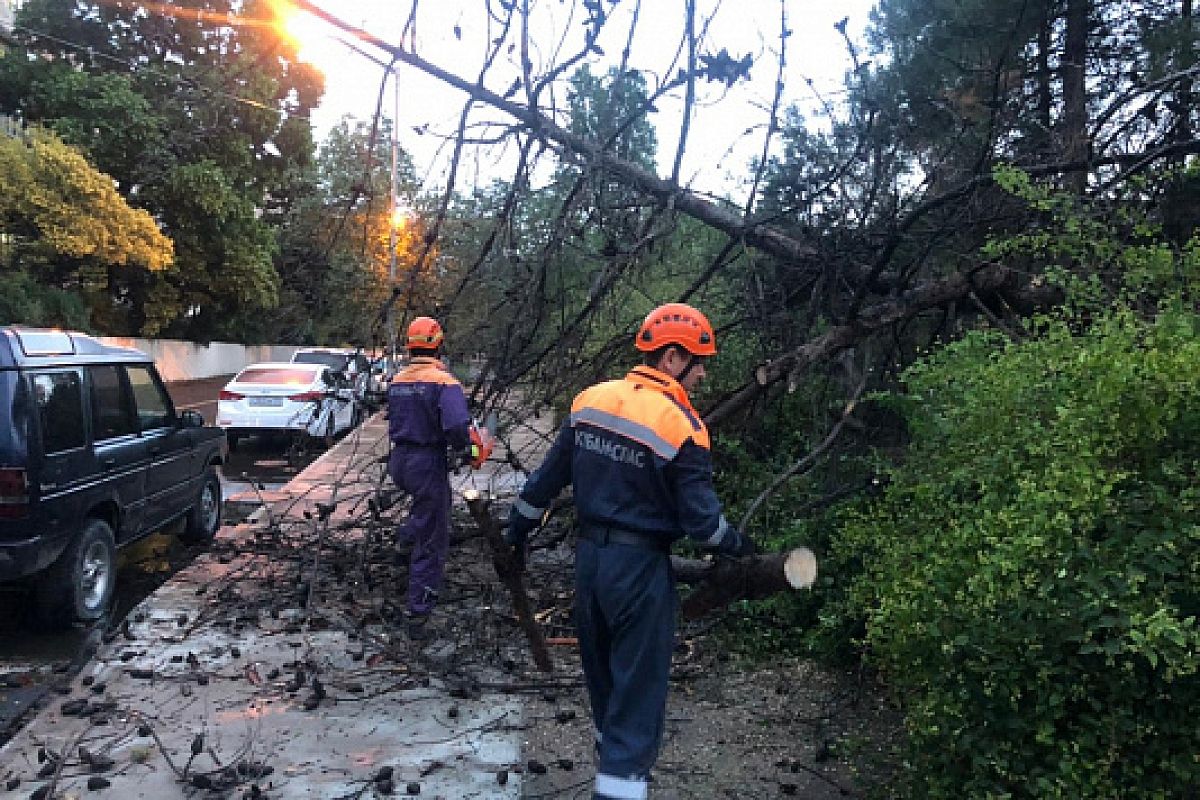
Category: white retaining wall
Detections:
[{"x1": 98, "y1": 337, "x2": 299, "y2": 382}]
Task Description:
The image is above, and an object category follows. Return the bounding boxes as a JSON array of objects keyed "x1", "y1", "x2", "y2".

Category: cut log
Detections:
[
  {"x1": 671, "y1": 547, "x2": 817, "y2": 620},
  {"x1": 463, "y1": 490, "x2": 553, "y2": 672}
]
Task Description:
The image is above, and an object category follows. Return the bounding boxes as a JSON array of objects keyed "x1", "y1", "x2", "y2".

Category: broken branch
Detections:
[{"x1": 463, "y1": 490, "x2": 553, "y2": 673}]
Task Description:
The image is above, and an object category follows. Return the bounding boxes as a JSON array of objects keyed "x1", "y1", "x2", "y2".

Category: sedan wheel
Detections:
[{"x1": 322, "y1": 412, "x2": 337, "y2": 448}]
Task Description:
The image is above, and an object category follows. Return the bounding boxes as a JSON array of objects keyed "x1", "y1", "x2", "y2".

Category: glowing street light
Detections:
[{"x1": 390, "y1": 205, "x2": 410, "y2": 230}]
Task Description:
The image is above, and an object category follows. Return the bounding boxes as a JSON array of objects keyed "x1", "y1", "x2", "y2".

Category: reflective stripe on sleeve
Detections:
[
  {"x1": 595, "y1": 773, "x2": 648, "y2": 800},
  {"x1": 704, "y1": 514, "x2": 731, "y2": 547},
  {"x1": 570, "y1": 407, "x2": 679, "y2": 460},
  {"x1": 514, "y1": 498, "x2": 544, "y2": 520}
]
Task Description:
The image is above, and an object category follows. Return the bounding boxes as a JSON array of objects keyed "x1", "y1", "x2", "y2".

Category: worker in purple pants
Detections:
[{"x1": 386, "y1": 316, "x2": 471, "y2": 639}]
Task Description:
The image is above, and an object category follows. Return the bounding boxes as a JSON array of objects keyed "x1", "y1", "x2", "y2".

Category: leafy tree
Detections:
[
  {"x1": 566, "y1": 65, "x2": 658, "y2": 168},
  {"x1": 264, "y1": 116, "x2": 426, "y2": 346},
  {"x1": 0, "y1": 128, "x2": 174, "y2": 328},
  {"x1": 0, "y1": 268, "x2": 91, "y2": 330},
  {"x1": 839, "y1": 304, "x2": 1200, "y2": 797},
  {"x1": 816, "y1": 170, "x2": 1200, "y2": 795}
]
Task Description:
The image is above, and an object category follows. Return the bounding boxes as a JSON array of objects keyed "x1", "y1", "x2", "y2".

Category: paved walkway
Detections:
[{"x1": 0, "y1": 413, "x2": 553, "y2": 799}]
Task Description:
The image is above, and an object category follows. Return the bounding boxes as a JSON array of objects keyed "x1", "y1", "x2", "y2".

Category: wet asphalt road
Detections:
[{"x1": 0, "y1": 375, "x2": 341, "y2": 743}]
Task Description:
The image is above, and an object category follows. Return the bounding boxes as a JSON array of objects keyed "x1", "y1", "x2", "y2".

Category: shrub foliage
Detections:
[{"x1": 838, "y1": 305, "x2": 1200, "y2": 797}]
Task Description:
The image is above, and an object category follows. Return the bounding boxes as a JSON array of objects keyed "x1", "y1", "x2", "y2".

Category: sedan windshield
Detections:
[{"x1": 235, "y1": 367, "x2": 319, "y2": 386}]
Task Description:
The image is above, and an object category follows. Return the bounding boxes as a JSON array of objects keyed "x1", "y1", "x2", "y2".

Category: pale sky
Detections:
[{"x1": 297, "y1": 0, "x2": 876, "y2": 198}]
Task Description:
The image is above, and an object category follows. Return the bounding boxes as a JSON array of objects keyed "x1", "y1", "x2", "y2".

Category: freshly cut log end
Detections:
[
  {"x1": 783, "y1": 546, "x2": 817, "y2": 590},
  {"x1": 678, "y1": 546, "x2": 819, "y2": 620}
]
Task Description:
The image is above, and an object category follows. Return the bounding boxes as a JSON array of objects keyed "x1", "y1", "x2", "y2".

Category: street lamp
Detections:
[{"x1": 387, "y1": 66, "x2": 401, "y2": 371}]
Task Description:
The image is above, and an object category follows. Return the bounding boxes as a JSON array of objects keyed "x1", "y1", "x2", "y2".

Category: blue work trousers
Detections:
[
  {"x1": 575, "y1": 538, "x2": 676, "y2": 799},
  {"x1": 388, "y1": 445, "x2": 451, "y2": 615}
]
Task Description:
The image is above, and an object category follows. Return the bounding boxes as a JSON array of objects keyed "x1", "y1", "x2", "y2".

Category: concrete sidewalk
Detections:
[{"x1": 0, "y1": 416, "x2": 535, "y2": 799}]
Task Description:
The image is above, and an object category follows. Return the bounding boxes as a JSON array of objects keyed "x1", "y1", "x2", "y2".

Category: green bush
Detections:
[
  {"x1": 0, "y1": 268, "x2": 90, "y2": 329},
  {"x1": 838, "y1": 305, "x2": 1200, "y2": 798}
]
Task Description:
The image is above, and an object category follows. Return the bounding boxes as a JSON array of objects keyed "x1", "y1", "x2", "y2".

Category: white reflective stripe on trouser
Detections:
[{"x1": 595, "y1": 773, "x2": 648, "y2": 800}]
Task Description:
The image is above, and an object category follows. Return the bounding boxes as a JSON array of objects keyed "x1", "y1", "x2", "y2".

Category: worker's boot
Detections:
[{"x1": 402, "y1": 610, "x2": 431, "y2": 641}]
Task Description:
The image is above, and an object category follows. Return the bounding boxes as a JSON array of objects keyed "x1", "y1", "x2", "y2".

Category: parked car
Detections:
[
  {"x1": 291, "y1": 348, "x2": 370, "y2": 399},
  {"x1": 0, "y1": 327, "x2": 226, "y2": 624},
  {"x1": 216, "y1": 362, "x2": 362, "y2": 450}
]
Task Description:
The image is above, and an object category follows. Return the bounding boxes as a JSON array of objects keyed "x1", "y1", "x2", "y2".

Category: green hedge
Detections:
[{"x1": 838, "y1": 305, "x2": 1200, "y2": 798}]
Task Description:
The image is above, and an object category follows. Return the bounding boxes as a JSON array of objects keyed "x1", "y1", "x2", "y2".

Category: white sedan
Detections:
[{"x1": 216, "y1": 362, "x2": 362, "y2": 450}]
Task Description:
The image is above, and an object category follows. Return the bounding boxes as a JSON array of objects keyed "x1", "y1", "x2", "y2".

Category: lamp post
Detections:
[{"x1": 387, "y1": 66, "x2": 400, "y2": 370}]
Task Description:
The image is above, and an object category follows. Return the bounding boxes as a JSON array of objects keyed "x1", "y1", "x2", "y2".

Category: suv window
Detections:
[
  {"x1": 32, "y1": 370, "x2": 85, "y2": 454},
  {"x1": 89, "y1": 365, "x2": 136, "y2": 440},
  {"x1": 126, "y1": 365, "x2": 173, "y2": 430}
]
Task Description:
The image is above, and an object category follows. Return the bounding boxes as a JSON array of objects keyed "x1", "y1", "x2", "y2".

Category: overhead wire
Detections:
[{"x1": 9, "y1": 23, "x2": 300, "y2": 119}]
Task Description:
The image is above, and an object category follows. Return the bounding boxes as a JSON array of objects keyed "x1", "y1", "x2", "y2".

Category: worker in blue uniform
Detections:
[
  {"x1": 505, "y1": 302, "x2": 756, "y2": 800},
  {"x1": 387, "y1": 316, "x2": 472, "y2": 639}
]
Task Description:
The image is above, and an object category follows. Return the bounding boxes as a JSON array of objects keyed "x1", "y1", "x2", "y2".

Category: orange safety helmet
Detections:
[
  {"x1": 635, "y1": 302, "x2": 716, "y2": 356},
  {"x1": 406, "y1": 316, "x2": 444, "y2": 350}
]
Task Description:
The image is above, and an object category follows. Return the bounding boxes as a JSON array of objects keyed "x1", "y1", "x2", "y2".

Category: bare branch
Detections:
[{"x1": 738, "y1": 368, "x2": 868, "y2": 532}]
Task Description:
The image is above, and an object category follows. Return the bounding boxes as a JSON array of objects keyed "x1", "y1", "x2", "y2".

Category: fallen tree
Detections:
[{"x1": 465, "y1": 484, "x2": 816, "y2": 631}]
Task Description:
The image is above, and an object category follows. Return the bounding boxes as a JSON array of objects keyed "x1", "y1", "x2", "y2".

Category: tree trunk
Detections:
[
  {"x1": 1036, "y1": 0, "x2": 1053, "y2": 138},
  {"x1": 671, "y1": 547, "x2": 817, "y2": 620},
  {"x1": 1062, "y1": 0, "x2": 1090, "y2": 192}
]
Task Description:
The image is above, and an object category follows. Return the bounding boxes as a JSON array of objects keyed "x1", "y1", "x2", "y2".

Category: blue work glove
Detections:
[{"x1": 722, "y1": 527, "x2": 758, "y2": 558}]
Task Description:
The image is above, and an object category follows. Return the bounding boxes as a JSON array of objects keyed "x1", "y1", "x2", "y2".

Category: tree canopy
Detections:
[{"x1": 0, "y1": 126, "x2": 174, "y2": 327}]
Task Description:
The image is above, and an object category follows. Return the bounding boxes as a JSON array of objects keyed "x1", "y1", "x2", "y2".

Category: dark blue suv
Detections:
[{"x1": 0, "y1": 327, "x2": 226, "y2": 624}]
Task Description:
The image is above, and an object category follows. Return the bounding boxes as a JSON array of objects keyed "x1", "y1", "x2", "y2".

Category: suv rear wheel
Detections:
[
  {"x1": 37, "y1": 518, "x2": 116, "y2": 625},
  {"x1": 181, "y1": 467, "x2": 222, "y2": 543}
]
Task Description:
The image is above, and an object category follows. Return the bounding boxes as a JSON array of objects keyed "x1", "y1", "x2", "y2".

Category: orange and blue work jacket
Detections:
[
  {"x1": 512, "y1": 365, "x2": 737, "y2": 549},
  {"x1": 387, "y1": 356, "x2": 471, "y2": 451}
]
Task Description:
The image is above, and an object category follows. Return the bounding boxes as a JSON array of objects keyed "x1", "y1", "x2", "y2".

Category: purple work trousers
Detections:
[{"x1": 388, "y1": 445, "x2": 451, "y2": 616}]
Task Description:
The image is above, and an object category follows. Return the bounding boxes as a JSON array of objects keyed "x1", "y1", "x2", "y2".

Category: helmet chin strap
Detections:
[{"x1": 674, "y1": 351, "x2": 702, "y2": 385}]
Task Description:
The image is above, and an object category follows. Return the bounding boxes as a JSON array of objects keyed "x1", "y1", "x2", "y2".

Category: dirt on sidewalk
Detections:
[
  {"x1": 460, "y1": 510, "x2": 902, "y2": 800},
  {"x1": 512, "y1": 599, "x2": 901, "y2": 800}
]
